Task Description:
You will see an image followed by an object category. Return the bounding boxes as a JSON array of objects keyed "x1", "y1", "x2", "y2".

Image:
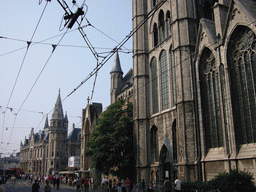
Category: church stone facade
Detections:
[
  {"x1": 20, "y1": 90, "x2": 81, "y2": 175},
  {"x1": 125, "y1": 0, "x2": 256, "y2": 188}
]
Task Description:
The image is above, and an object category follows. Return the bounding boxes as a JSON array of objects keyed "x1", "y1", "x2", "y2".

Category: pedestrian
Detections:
[
  {"x1": 125, "y1": 177, "x2": 131, "y2": 192},
  {"x1": 84, "y1": 177, "x2": 89, "y2": 192},
  {"x1": 148, "y1": 181, "x2": 153, "y2": 192},
  {"x1": 108, "y1": 179, "x2": 112, "y2": 192},
  {"x1": 121, "y1": 178, "x2": 126, "y2": 192},
  {"x1": 163, "y1": 178, "x2": 171, "y2": 192},
  {"x1": 117, "y1": 179, "x2": 122, "y2": 192},
  {"x1": 76, "y1": 177, "x2": 81, "y2": 191},
  {"x1": 44, "y1": 180, "x2": 51, "y2": 192},
  {"x1": 141, "y1": 179, "x2": 145, "y2": 192},
  {"x1": 102, "y1": 176, "x2": 108, "y2": 192},
  {"x1": 32, "y1": 179, "x2": 40, "y2": 192},
  {"x1": 174, "y1": 177, "x2": 181, "y2": 192},
  {"x1": 56, "y1": 176, "x2": 60, "y2": 189},
  {"x1": 137, "y1": 180, "x2": 141, "y2": 192}
]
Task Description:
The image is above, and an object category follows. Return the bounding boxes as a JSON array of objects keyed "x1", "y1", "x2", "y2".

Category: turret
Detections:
[{"x1": 110, "y1": 52, "x2": 123, "y2": 104}]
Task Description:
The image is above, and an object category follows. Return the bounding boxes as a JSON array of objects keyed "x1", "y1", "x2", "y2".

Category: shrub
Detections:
[
  {"x1": 181, "y1": 170, "x2": 256, "y2": 192},
  {"x1": 207, "y1": 170, "x2": 256, "y2": 192}
]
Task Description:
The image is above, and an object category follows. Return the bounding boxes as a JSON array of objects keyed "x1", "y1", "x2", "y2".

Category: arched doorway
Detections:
[
  {"x1": 48, "y1": 168, "x2": 54, "y2": 175},
  {"x1": 159, "y1": 145, "x2": 172, "y2": 188}
]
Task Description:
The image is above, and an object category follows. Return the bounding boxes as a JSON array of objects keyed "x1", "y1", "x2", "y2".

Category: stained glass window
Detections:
[
  {"x1": 159, "y1": 10, "x2": 165, "y2": 42},
  {"x1": 151, "y1": 57, "x2": 159, "y2": 114},
  {"x1": 160, "y1": 50, "x2": 170, "y2": 110},
  {"x1": 227, "y1": 26, "x2": 256, "y2": 145},
  {"x1": 170, "y1": 48, "x2": 176, "y2": 107},
  {"x1": 150, "y1": 126, "x2": 159, "y2": 162},
  {"x1": 199, "y1": 48, "x2": 223, "y2": 149}
]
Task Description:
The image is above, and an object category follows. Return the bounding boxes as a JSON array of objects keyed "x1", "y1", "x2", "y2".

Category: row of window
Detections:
[
  {"x1": 151, "y1": 49, "x2": 175, "y2": 114},
  {"x1": 150, "y1": 120, "x2": 177, "y2": 163},
  {"x1": 200, "y1": 26, "x2": 256, "y2": 149},
  {"x1": 149, "y1": 26, "x2": 256, "y2": 159},
  {"x1": 153, "y1": 10, "x2": 171, "y2": 47}
]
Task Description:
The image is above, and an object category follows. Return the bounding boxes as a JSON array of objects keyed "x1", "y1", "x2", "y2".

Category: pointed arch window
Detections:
[
  {"x1": 227, "y1": 26, "x2": 256, "y2": 145},
  {"x1": 150, "y1": 126, "x2": 159, "y2": 162},
  {"x1": 160, "y1": 50, "x2": 169, "y2": 110},
  {"x1": 151, "y1": 57, "x2": 159, "y2": 114},
  {"x1": 170, "y1": 47, "x2": 176, "y2": 107},
  {"x1": 153, "y1": 0, "x2": 157, "y2": 7},
  {"x1": 159, "y1": 10, "x2": 165, "y2": 42},
  {"x1": 153, "y1": 23, "x2": 158, "y2": 47},
  {"x1": 172, "y1": 120, "x2": 177, "y2": 162},
  {"x1": 166, "y1": 11, "x2": 171, "y2": 37},
  {"x1": 199, "y1": 48, "x2": 223, "y2": 149}
]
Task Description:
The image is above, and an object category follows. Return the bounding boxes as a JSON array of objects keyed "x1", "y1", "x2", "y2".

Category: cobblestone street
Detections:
[{"x1": 2, "y1": 179, "x2": 79, "y2": 192}]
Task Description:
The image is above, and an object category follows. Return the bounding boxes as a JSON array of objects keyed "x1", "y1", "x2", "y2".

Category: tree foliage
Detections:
[{"x1": 85, "y1": 99, "x2": 135, "y2": 178}]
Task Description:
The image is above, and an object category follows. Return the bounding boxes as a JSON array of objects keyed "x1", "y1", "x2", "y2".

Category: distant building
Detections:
[
  {"x1": 4, "y1": 155, "x2": 19, "y2": 170},
  {"x1": 110, "y1": 52, "x2": 133, "y2": 104},
  {"x1": 80, "y1": 99, "x2": 102, "y2": 181},
  {"x1": 20, "y1": 90, "x2": 81, "y2": 175}
]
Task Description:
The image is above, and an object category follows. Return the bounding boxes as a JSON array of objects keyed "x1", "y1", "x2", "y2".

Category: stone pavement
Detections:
[{"x1": 2, "y1": 179, "x2": 78, "y2": 192}]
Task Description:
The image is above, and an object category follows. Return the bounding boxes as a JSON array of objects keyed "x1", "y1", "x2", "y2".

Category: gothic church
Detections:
[{"x1": 112, "y1": 0, "x2": 256, "y2": 187}]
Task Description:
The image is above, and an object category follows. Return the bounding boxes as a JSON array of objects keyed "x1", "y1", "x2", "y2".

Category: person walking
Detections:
[
  {"x1": 32, "y1": 179, "x2": 40, "y2": 192},
  {"x1": 56, "y1": 176, "x2": 60, "y2": 189},
  {"x1": 125, "y1": 177, "x2": 131, "y2": 192},
  {"x1": 163, "y1": 178, "x2": 171, "y2": 192},
  {"x1": 76, "y1": 177, "x2": 81, "y2": 191},
  {"x1": 102, "y1": 176, "x2": 108, "y2": 192},
  {"x1": 141, "y1": 179, "x2": 145, "y2": 192},
  {"x1": 84, "y1": 177, "x2": 89, "y2": 192},
  {"x1": 44, "y1": 180, "x2": 51, "y2": 192},
  {"x1": 174, "y1": 177, "x2": 181, "y2": 192}
]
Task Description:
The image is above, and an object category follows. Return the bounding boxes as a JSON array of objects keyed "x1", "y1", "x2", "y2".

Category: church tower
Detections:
[
  {"x1": 110, "y1": 52, "x2": 123, "y2": 104},
  {"x1": 132, "y1": 0, "x2": 216, "y2": 185},
  {"x1": 48, "y1": 89, "x2": 68, "y2": 174}
]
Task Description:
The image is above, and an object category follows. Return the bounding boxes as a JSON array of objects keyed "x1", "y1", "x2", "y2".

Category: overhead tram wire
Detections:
[
  {"x1": 0, "y1": 1, "x2": 50, "y2": 147},
  {"x1": 2, "y1": 28, "x2": 69, "y2": 154},
  {"x1": 27, "y1": 0, "x2": 167, "y2": 139},
  {"x1": 65, "y1": 0, "x2": 167, "y2": 99},
  {"x1": 0, "y1": 28, "x2": 133, "y2": 57}
]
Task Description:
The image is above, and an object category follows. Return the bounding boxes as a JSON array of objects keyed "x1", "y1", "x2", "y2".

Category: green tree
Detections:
[{"x1": 85, "y1": 99, "x2": 135, "y2": 179}]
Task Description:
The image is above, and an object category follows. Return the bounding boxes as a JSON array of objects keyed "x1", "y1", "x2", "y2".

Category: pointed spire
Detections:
[
  {"x1": 110, "y1": 51, "x2": 123, "y2": 74},
  {"x1": 44, "y1": 115, "x2": 49, "y2": 129},
  {"x1": 64, "y1": 111, "x2": 68, "y2": 122},
  {"x1": 52, "y1": 89, "x2": 64, "y2": 120}
]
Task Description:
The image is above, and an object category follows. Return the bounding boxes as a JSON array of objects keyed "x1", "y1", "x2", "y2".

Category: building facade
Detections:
[
  {"x1": 20, "y1": 90, "x2": 81, "y2": 175},
  {"x1": 129, "y1": 0, "x2": 256, "y2": 187},
  {"x1": 80, "y1": 99, "x2": 102, "y2": 182}
]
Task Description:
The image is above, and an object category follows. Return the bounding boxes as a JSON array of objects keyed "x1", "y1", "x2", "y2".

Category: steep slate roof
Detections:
[
  {"x1": 34, "y1": 129, "x2": 49, "y2": 143},
  {"x1": 89, "y1": 103, "x2": 102, "y2": 124},
  {"x1": 237, "y1": 0, "x2": 256, "y2": 20},
  {"x1": 121, "y1": 68, "x2": 133, "y2": 91},
  {"x1": 52, "y1": 89, "x2": 64, "y2": 120},
  {"x1": 111, "y1": 52, "x2": 123, "y2": 74},
  {"x1": 67, "y1": 128, "x2": 81, "y2": 142}
]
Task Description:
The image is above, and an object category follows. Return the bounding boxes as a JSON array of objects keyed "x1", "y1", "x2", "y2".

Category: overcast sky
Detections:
[{"x1": 0, "y1": 0, "x2": 133, "y2": 157}]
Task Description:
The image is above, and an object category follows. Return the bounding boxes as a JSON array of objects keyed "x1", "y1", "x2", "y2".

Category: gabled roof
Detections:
[
  {"x1": 34, "y1": 129, "x2": 49, "y2": 143},
  {"x1": 121, "y1": 68, "x2": 133, "y2": 91},
  {"x1": 67, "y1": 128, "x2": 81, "y2": 142}
]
